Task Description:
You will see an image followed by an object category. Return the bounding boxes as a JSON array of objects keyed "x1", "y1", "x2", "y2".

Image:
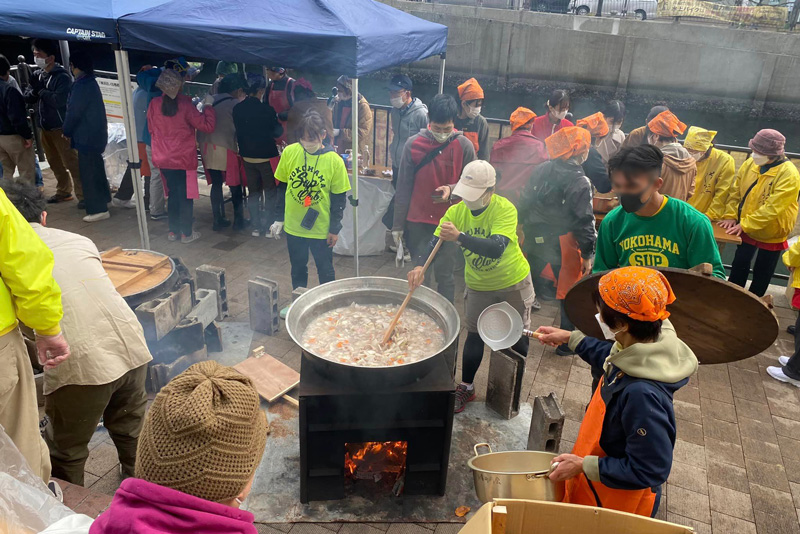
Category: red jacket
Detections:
[
  {"x1": 490, "y1": 129, "x2": 549, "y2": 205},
  {"x1": 147, "y1": 94, "x2": 216, "y2": 171},
  {"x1": 532, "y1": 115, "x2": 574, "y2": 143}
]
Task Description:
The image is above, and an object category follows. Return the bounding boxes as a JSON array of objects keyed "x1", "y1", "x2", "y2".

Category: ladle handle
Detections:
[{"x1": 522, "y1": 329, "x2": 541, "y2": 339}]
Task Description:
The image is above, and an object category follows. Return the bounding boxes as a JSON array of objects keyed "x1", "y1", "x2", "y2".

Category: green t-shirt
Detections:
[
  {"x1": 436, "y1": 195, "x2": 530, "y2": 291},
  {"x1": 593, "y1": 196, "x2": 726, "y2": 279},
  {"x1": 275, "y1": 143, "x2": 351, "y2": 239}
]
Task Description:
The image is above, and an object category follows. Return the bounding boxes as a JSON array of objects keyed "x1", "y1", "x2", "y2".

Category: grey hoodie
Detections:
[{"x1": 389, "y1": 97, "x2": 428, "y2": 167}]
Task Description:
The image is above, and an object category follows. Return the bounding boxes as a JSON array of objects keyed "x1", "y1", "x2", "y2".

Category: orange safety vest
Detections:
[
  {"x1": 564, "y1": 375, "x2": 658, "y2": 516},
  {"x1": 463, "y1": 130, "x2": 480, "y2": 155},
  {"x1": 539, "y1": 232, "x2": 583, "y2": 300}
]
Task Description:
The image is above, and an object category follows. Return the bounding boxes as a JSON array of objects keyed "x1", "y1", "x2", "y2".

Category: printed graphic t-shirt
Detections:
[
  {"x1": 436, "y1": 195, "x2": 530, "y2": 291},
  {"x1": 275, "y1": 143, "x2": 351, "y2": 239}
]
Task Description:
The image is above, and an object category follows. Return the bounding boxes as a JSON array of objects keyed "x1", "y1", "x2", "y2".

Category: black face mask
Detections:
[{"x1": 619, "y1": 189, "x2": 652, "y2": 213}]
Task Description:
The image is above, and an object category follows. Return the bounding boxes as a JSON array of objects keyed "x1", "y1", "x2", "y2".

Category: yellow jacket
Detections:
[
  {"x1": 784, "y1": 239, "x2": 800, "y2": 289},
  {"x1": 0, "y1": 188, "x2": 63, "y2": 337},
  {"x1": 687, "y1": 148, "x2": 735, "y2": 220},
  {"x1": 723, "y1": 158, "x2": 800, "y2": 244}
]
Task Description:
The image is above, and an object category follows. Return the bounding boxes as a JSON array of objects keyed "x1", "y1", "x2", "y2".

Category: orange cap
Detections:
[
  {"x1": 598, "y1": 266, "x2": 676, "y2": 322},
  {"x1": 457, "y1": 78, "x2": 484, "y2": 102},
  {"x1": 510, "y1": 107, "x2": 537, "y2": 131},
  {"x1": 577, "y1": 112, "x2": 609, "y2": 138},
  {"x1": 544, "y1": 126, "x2": 591, "y2": 161},
  {"x1": 647, "y1": 110, "x2": 687, "y2": 138}
]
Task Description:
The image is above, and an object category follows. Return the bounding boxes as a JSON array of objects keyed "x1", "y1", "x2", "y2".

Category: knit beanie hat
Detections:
[
  {"x1": 135, "y1": 361, "x2": 268, "y2": 503},
  {"x1": 749, "y1": 129, "x2": 786, "y2": 157}
]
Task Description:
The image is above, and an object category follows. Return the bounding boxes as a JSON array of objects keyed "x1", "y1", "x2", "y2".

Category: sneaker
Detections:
[
  {"x1": 555, "y1": 343, "x2": 574, "y2": 356},
  {"x1": 279, "y1": 306, "x2": 290, "y2": 320},
  {"x1": 83, "y1": 211, "x2": 110, "y2": 222},
  {"x1": 788, "y1": 324, "x2": 796, "y2": 336},
  {"x1": 150, "y1": 212, "x2": 168, "y2": 221},
  {"x1": 403, "y1": 251, "x2": 412, "y2": 262},
  {"x1": 47, "y1": 193, "x2": 73, "y2": 204},
  {"x1": 251, "y1": 229, "x2": 261, "y2": 237},
  {"x1": 112, "y1": 198, "x2": 136, "y2": 209},
  {"x1": 455, "y1": 384, "x2": 476, "y2": 413},
  {"x1": 47, "y1": 480, "x2": 63, "y2": 503},
  {"x1": 181, "y1": 231, "x2": 201, "y2": 244},
  {"x1": 167, "y1": 232, "x2": 178, "y2": 242},
  {"x1": 532, "y1": 297, "x2": 542, "y2": 311},
  {"x1": 780, "y1": 356, "x2": 790, "y2": 366},
  {"x1": 77, "y1": 201, "x2": 86, "y2": 210},
  {"x1": 767, "y1": 365, "x2": 800, "y2": 387}
]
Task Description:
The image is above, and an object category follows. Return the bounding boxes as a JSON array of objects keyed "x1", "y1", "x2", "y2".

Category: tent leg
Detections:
[
  {"x1": 58, "y1": 41, "x2": 70, "y2": 70},
  {"x1": 113, "y1": 49, "x2": 150, "y2": 250},
  {"x1": 438, "y1": 53, "x2": 446, "y2": 94},
  {"x1": 351, "y1": 78, "x2": 359, "y2": 277}
]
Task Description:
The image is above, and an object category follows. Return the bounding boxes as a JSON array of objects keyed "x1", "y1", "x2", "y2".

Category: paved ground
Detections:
[{"x1": 38, "y1": 172, "x2": 800, "y2": 534}]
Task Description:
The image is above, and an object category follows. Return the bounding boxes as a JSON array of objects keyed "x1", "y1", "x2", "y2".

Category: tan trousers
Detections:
[
  {"x1": 0, "y1": 135, "x2": 36, "y2": 183},
  {"x1": 40, "y1": 129, "x2": 82, "y2": 200},
  {"x1": 0, "y1": 328, "x2": 51, "y2": 483}
]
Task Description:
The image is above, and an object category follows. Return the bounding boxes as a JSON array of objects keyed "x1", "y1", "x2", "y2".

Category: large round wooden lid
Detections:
[
  {"x1": 101, "y1": 247, "x2": 174, "y2": 298},
  {"x1": 564, "y1": 266, "x2": 779, "y2": 364}
]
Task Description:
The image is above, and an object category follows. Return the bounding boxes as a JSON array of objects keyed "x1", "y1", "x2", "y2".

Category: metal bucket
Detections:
[
  {"x1": 468, "y1": 443, "x2": 565, "y2": 503},
  {"x1": 285, "y1": 277, "x2": 460, "y2": 386}
]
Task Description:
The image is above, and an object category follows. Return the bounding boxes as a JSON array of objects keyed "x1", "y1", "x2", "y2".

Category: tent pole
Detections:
[
  {"x1": 438, "y1": 53, "x2": 446, "y2": 94},
  {"x1": 59, "y1": 41, "x2": 70, "y2": 70},
  {"x1": 113, "y1": 49, "x2": 150, "y2": 250},
  {"x1": 351, "y1": 78, "x2": 360, "y2": 277}
]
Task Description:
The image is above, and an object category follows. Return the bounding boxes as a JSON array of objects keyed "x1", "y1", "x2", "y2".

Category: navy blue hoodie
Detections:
[{"x1": 62, "y1": 73, "x2": 108, "y2": 153}]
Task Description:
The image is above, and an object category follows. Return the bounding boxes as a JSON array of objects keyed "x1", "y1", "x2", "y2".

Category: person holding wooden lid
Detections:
[{"x1": 535, "y1": 266, "x2": 698, "y2": 518}]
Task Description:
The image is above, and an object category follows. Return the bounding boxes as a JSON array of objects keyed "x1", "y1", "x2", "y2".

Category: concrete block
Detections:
[
  {"x1": 148, "y1": 348, "x2": 208, "y2": 393},
  {"x1": 187, "y1": 289, "x2": 218, "y2": 329},
  {"x1": 135, "y1": 283, "x2": 192, "y2": 341},
  {"x1": 291, "y1": 287, "x2": 309, "y2": 301},
  {"x1": 528, "y1": 392, "x2": 565, "y2": 453},
  {"x1": 486, "y1": 348, "x2": 526, "y2": 420},
  {"x1": 147, "y1": 316, "x2": 206, "y2": 364},
  {"x1": 204, "y1": 322, "x2": 223, "y2": 353},
  {"x1": 196, "y1": 265, "x2": 227, "y2": 320},
  {"x1": 249, "y1": 276, "x2": 279, "y2": 335}
]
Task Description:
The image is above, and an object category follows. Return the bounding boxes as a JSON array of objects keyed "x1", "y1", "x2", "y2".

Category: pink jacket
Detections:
[
  {"x1": 147, "y1": 94, "x2": 215, "y2": 171},
  {"x1": 89, "y1": 478, "x2": 257, "y2": 534}
]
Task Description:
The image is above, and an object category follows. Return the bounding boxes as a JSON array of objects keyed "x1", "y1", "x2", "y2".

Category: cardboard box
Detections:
[{"x1": 459, "y1": 499, "x2": 693, "y2": 534}]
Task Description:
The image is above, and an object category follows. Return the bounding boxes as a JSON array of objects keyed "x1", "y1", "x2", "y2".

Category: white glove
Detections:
[
  {"x1": 395, "y1": 238, "x2": 406, "y2": 268},
  {"x1": 202, "y1": 94, "x2": 214, "y2": 106},
  {"x1": 270, "y1": 221, "x2": 284, "y2": 240},
  {"x1": 333, "y1": 128, "x2": 341, "y2": 137},
  {"x1": 392, "y1": 230, "x2": 403, "y2": 249}
]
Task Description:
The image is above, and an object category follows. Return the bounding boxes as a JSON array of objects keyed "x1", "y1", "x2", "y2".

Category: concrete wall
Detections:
[{"x1": 381, "y1": 0, "x2": 800, "y2": 117}]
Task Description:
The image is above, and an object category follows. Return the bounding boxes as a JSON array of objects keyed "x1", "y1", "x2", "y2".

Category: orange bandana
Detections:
[
  {"x1": 545, "y1": 126, "x2": 591, "y2": 161},
  {"x1": 598, "y1": 267, "x2": 676, "y2": 322},
  {"x1": 577, "y1": 112, "x2": 610, "y2": 138},
  {"x1": 510, "y1": 107, "x2": 536, "y2": 131},
  {"x1": 457, "y1": 78, "x2": 484, "y2": 102},
  {"x1": 647, "y1": 110, "x2": 687, "y2": 138}
]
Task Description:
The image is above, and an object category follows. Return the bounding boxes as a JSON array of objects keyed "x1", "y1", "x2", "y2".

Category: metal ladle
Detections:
[{"x1": 477, "y1": 302, "x2": 540, "y2": 351}]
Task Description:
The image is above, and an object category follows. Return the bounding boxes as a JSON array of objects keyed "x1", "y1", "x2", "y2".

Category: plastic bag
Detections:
[
  {"x1": 334, "y1": 178, "x2": 394, "y2": 257},
  {"x1": 103, "y1": 123, "x2": 129, "y2": 189},
  {"x1": 0, "y1": 425, "x2": 75, "y2": 534}
]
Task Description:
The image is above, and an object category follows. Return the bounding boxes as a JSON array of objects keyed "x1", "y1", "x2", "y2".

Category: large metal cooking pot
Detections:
[
  {"x1": 286, "y1": 277, "x2": 460, "y2": 386},
  {"x1": 468, "y1": 443, "x2": 565, "y2": 503}
]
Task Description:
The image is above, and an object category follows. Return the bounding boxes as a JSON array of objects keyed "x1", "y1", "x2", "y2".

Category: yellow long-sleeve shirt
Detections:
[
  {"x1": 687, "y1": 148, "x2": 735, "y2": 221},
  {"x1": 0, "y1": 188, "x2": 63, "y2": 337}
]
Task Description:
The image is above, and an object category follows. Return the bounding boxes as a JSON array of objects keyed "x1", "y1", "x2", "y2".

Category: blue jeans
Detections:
[{"x1": 286, "y1": 233, "x2": 335, "y2": 289}]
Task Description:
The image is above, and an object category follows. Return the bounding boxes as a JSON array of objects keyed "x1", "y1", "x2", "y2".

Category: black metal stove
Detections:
[{"x1": 299, "y1": 351, "x2": 455, "y2": 502}]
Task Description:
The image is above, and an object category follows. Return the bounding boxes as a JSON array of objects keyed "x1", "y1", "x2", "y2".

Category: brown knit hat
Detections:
[{"x1": 135, "y1": 361, "x2": 268, "y2": 503}]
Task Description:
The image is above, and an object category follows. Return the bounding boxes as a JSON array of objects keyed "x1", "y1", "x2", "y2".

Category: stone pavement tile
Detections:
[
  {"x1": 783, "y1": 435, "x2": 800, "y2": 461},
  {"x1": 792, "y1": 482, "x2": 800, "y2": 508},
  {"x1": 710, "y1": 512, "x2": 756, "y2": 534},
  {"x1": 71, "y1": 491, "x2": 113, "y2": 518},
  {"x1": 678, "y1": 420, "x2": 705, "y2": 446},
  {"x1": 699, "y1": 380, "x2": 734, "y2": 405},
  {"x1": 668, "y1": 461, "x2": 708, "y2": 494},
  {"x1": 365, "y1": 525, "x2": 390, "y2": 532},
  {"x1": 59, "y1": 479, "x2": 92, "y2": 509},
  {"x1": 754, "y1": 510, "x2": 800, "y2": 534},
  {"x1": 319, "y1": 524, "x2": 343, "y2": 532},
  {"x1": 699, "y1": 365, "x2": 731, "y2": 386},
  {"x1": 386, "y1": 525, "x2": 435, "y2": 534},
  {"x1": 558, "y1": 439, "x2": 575, "y2": 455},
  {"x1": 746, "y1": 458, "x2": 791, "y2": 492},
  {"x1": 527, "y1": 380, "x2": 566, "y2": 405},
  {"x1": 741, "y1": 437, "x2": 781, "y2": 464},
  {"x1": 263, "y1": 524, "x2": 292, "y2": 533},
  {"x1": 667, "y1": 485, "x2": 711, "y2": 523},
  {"x1": 256, "y1": 525, "x2": 292, "y2": 534},
  {"x1": 705, "y1": 437, "x2": 745, "y2": 468},
  {"x1": 707, "y1": 458, "x2": 750, "y2": 494},
  {"x1": 674, "y1": 385, "x2": 701, "y2": 406},
  {"x1": 84, "y1": 442, "x2": 120, "y2": 477},
  {"x1": 749, "y1": 482, "x2": 795, "y2": 516},
  {"x1": 667, "y1": 513, "x2": 711, "y2": 534},
  {"x1": 88, "y1": 427, "x2": 110, "y2": 450},
  {"x1": 415, "y1": 525, "x2": 435, "y2": 531},
  {"x1": 729, "y1": 355, "x2": 760, "y2": 373},
  {"x1": 702, "y1": 397, "x2": 738, "y2": 424},
  {"x1": 674, "y1": 438, "x2": 708, "y2": 469},
  {"x1": 83, "y1": 472, "x2": 100, "y2": 488},
  {"x1": 338, "y1": 525, "x2": 386, "y2": 534},
  {"x1": 735, "y1": 397, "x2": 773, "y2": 424},
  {"x1": 738, "y1": 417, "x2": 778, "y2": 444},
  {"x1": 567, "y1": 364, "x2": 593, "y2": 387},
  {"x1": 87, "y1": 469, "x2": 123, "y2": 496},
  {"x1": 773, "y1": 415, "x2": 800, "y2": 440},
  {"x1": 433, "y1": 525, "x2": 462, "y2": 534},
  {"x1": 561, "y1": 419, "x2": 582, "y2": 443},
  {"x1": 561, "y1": 396, "x2": 588, "y2": 421},
  {"x1": 703, "y1": 415, "x2": 741, "y2": 445},
  {"x1": 784, "y1": 458, "x2": 800, "y2": 484},
  {"x1": 762, "y1": 379, "x2": 800, "y2": 408},
  {"x1": 290, "y1": 525, "x2": 340, "y2": 534},
  {"x1": 561, "y1": 379, "x2": 592, "y2": 405},
  {"x1": 708, "y1": 483, "x2": 754, "y2": 521},
  {"x1": 768, "y1": 397, "x2": 800, "y2": 423},
  {"x1": 675, "y1": 399, "x2": 703, "y2": 425},
  {"x1": 729, "y1": 368, "x2": 768, "y2": 403}
]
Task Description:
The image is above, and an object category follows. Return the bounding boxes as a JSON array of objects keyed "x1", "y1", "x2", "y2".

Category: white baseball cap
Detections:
[{"x1": 452, "y1": 160, "x2": 496, "y2": 202}]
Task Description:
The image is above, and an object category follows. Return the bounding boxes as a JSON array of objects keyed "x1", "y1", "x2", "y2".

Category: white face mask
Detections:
[
  {"x1": 300, "y1": 140, "x2": 322, "y2": 154},
  {"x1": 550, "y1": 108, "x2": 567, "y2": 121},
  {"x1": 595, "y1": 313, "x2": 621, "y2": 341},
  {"x1": 752, "y1": 152, "x2": 771, "y2": 166},
  {"x1": 430, "y1": 130, "x2": 452, "y2": 144},
  {"x1": 34, "y1": 57, "x2": 47, "y2": 69},
  {"x1": 390, "y1": 95, "x2": 405, "y2": 109},
  {"x1": 466, "y1": 105, "x2": 481, "y2": 119}
]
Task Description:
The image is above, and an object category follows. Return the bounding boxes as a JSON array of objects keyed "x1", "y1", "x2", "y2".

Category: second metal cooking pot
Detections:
[{"x1": 468, "y1": 443, "x2": 565, "y2": 503}]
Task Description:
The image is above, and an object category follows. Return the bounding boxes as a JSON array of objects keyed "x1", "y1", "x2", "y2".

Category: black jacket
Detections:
[
  {"x1": 583, "y1": 146, "x2": 611, "y2": 193},
  {"x1": 24, "y1": 65, "x2": 72, "y2": 131},
  {"x1": 0, "y1": 79, "x2": 32, "y2": 139},
  {"x1": 232, "y1": 96, "x2": 283, "y2": 159},
  {"x1": 62, "y1": 74, "x2": 107, "y2": 153},
  {"x1": 520, "y1": 159, "x2": 597, "y2": 260}
]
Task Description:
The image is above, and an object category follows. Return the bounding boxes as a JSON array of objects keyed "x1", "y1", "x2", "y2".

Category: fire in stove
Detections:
[{"x1": 344, "y1": 441, "x2": 408, "y2": 495}]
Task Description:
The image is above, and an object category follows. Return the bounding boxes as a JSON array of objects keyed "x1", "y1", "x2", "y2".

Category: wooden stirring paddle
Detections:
[{"x1": 381, "y1": 237, "x2": 444, "y2": 346}]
